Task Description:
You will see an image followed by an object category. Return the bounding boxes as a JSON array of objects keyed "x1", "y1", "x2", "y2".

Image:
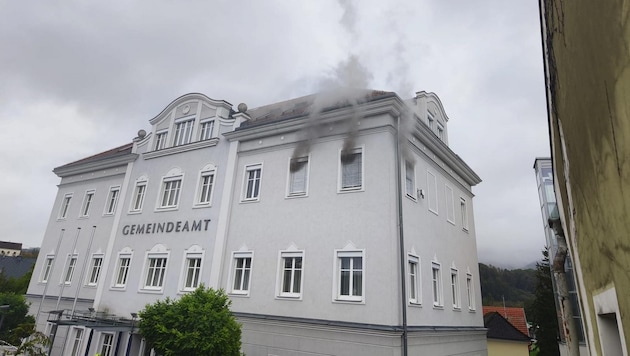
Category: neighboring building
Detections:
[
  {"x1": 26, "y1": 90, "x2": 486, "y2": 356},
  {"x1": 540, "y1": 1, "x2": 630, "y2": 355},
  {"x1": 484, "y1": 311, "x2": 530, "y2": 356},
  {"x1": 482, "y1": 306, "x2": 530, "y2": 338},
  {"x1": 533, "y1": 158, "x2": 587, "y2": 355},
  {"x1": 0, "y1": 241, "x2": 22, "y2": 256}
]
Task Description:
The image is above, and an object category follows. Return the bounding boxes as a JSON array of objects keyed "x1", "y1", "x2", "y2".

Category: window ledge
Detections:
[
  {"x1": 144, "y1": 138, "x2": 219, "y2": 160},
  {"x1": 285, "y1": 193, "x2": 308, "y2": 199},
  {"x1": 447, "y1": 219, "x2": 455, "y2": 226},
  {"x1": 462, "y1": 227, "x2": 469, "y2": 233},
  {"x1": 337, "y1": 187, "x2": 365, "y2": 194},
  {"x1": 240, "y1": 198, "x2": 260, "y2": 204},
  {"x1": 276, "y1": 295, "x2": 302, "y2": 301},
  {"x1": 409, "y1": 302, "x2": 422, "y2": 308},
  {"x1": 155, "y1": 206, "x2": 179, "y2": 212},
  {"x1": 333, "y1": 298, "x2": 365, "y2": 305},
  {"x1": 109, "y1": 286, "x2": 127, "y2": 292},
  {"x1": 429, "y1": 209, "x2": 439, "y2": 216},
  {"x1": 192, "y1": 203, "x2": 212, "y2": 209},
  {"x1": 433, "y1": 304, "x2": 444, "y2": 310},
  {"x1": 405, "y1": 194, "x2": 418, "y2": 202},
  {"x1": 138, "y1": 288, "x2": 164, "y2": 295},
  {"x1": 229, "y1": 292, "x2": 250, "y2": 298}
]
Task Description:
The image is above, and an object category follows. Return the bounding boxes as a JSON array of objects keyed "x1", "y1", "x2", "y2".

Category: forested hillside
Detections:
[{"x1": 478, "y1": 263, "x2": 536, "y2": 307}]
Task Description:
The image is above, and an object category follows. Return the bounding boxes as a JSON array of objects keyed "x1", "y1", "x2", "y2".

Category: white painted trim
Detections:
[{"x1": 337, "y1": 145, "x2": 365, "y2": 193}]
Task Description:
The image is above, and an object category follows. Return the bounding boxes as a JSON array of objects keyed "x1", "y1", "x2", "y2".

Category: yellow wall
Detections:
[
  {"x1": 487, "y1": 339, "x2": 529, "y2": 356},
  {"x1": 542, "y1": 0, "x2": 630, "y2": 354}
]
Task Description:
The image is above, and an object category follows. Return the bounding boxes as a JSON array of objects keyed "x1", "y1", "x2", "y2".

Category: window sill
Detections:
[
  {"x1": 285, "y1": 193, "x2": 308, "y2": 199},
  {"x1": 447, "y1": 219, "x2": 455, "y2": 226},
  {"x1": 102, "y1": 213, "x2": 115, "y2": 217},
  {"x1": 429, "y1": 209, "x2": 439, "y2": 216},
  {"x1": 78, "y1": 216, "x2": 90, "y2": 220},
  {"x1": 408, "y1": 301, "x2": 422, "y2": 308},
  {"x1": 138, "y1": 288, "x2": 165, "y2": 295},
  {"x1": 337, "y1": 187, "x2": 364, "y2": 194},
  {"x1": 192, "y1": 203, "x2": 212, "y2": 209},
  {"x1": 433, "y1": 304, "x2": 444, "y2": 310},
  {"x1": 155, "y1": 206, "x2": 179, "y2": 212},
  {"x1": 240, "y1": 198, "x2": 260, "y2": 204},
  {"x1": 128, "y1": 210, "x2": 142, "y2": 215},
  {"x1": 109, "y1": 286, "x2": 127, "y2": 291},
  {"x1": 405, "y1": 194, "x2": 418, "y2": 202},
  {"x1": 462, "y1": 227, "x2": 469, "y2": 233},
  {"x1": 333, "y1": 298, "x2": 365, "y2": 304},
  {"x1": 453, "y1": 306, "x2": 462, "y2": 311},
  {"x1": 229, "y1": 291, "x2": 250, "y2": 297},
  {"x1": 468, "y1": 308, "x2": 476, "y2": 313},
  {"x1": 276, "y1": 295, "x2": 302, "y2": 301}
]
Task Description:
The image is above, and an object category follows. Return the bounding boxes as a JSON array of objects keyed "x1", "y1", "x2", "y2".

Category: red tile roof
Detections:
[{"x1": 483, "y1": 306, "x2": 529, "y2": 336}]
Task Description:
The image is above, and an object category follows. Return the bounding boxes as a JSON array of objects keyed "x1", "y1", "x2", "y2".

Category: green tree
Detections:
[
  {"x1": 0, "y1": 293, "x2": 35, "y2": 346},
  {"x1": 138, "y1": 286, "x2": 242, "y2": 356},
  {"x1": 11, "y1": 331, "x2": 50, "y2": 356},
  {"x1": 529, "y1": 249, "x2": 560, "y2": 356}
]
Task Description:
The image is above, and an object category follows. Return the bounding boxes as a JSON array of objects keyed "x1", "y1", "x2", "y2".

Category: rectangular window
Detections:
[
  {"x1": 432, "y1": 263, "x2": 442, "y2": 307},
  {"x1": 145, "y1": 257, "x2": 168, "y2": 289},
  {"x1": 336, "y1": 251, "x2": 363, "y2": 301},
  {"x1": 231, "y1": 253, "x2": 253, "y2": 294},
  {"x1": 460, "y1": 198, "x2": 469, "y2": 230},
  {"x1": 80, "y1": 191, "x2": 94, "y2": 217},
  {"x1": 199, "y1": 120, "x2": 215, "y2": 141},
  {"x1": 445, "y1": 185, "x2": 455, "y2": 223},
  {"x1": 451, "y1": 269, "x2": 460, "y2": 309},
  {"x1": 197, "y1": 171, "x2": 215, "y2": 205},
  {"x1": 340, "y1": 148, "x2": 363, "y2": 191},
  {"x1": 184, "y1": 256, "x2": 202, "y2": 290},
  {"x1": 427, "y1": 171, "x2": 438, "y2": 214},
  {"x1": 288, "y1": 157, "x2": 309, "y2": 196},
  {"x1": 114, "y1": 256, "x2": 131, "y2": 287},
  {"x1": 160, "y1": 178, "x2": 182, "y2": 208},
  {"x1": 154, "y1": 131, "x2": 168, "y2": 150},
  {"x1": 100, "y1": 333, "x2": 114, "y2": 356},
  {"x1": 408, "y1": 256, "x2": 420, "y2": 304},
  {"x1": 87, "y1": 256, "x2": 103, "y2": 286},
  {"x1": 243, "y1": 165, "x2": 262, "y2": 201},
  {"x1": 64, "y1": 255, "x2": 78, "y2": 284},
  {"x1": 130, "y1": 182, "x2": 147, "y2": 212},
  {"x1": 41, "y1": 256, "x2": 54, "y2": 283},
  {"x1": 279, "y1": 252, "x2": 303, "y2": 298},
  {"x1": 59, "y1": 194, "x2": 72, "y2": 219},
  {"x1": 70, "y1": 328, "x2": 84, "y2": 356},
  {"x1": 428, "y1": 113, "x2": 435, "y2": 131},
  {"x1": 467, "y1": 273, "x2": 475, "y2": 310},
  {"x1": 437, "y1": 123, "x2": 445, "y2": 141},
  {"x1": 174, "y1": 119, "x2": 194, "y2": 146},
  {"x1": 405, "y1": 161, "x2": 415, "y2": 198},
  {"x1": 104, "y1": 187, "x2": 120, "y2": 215}
]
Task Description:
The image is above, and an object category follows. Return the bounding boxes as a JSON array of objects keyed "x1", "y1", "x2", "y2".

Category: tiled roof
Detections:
[
  {"x1": 0, "y1": 256, "x2": 36, "y2": 279},
  {"x1": 0, "y1": 241, "x2": 22, "y2": 250},
  {"x1": 484, "y1": 312, "x2": 530, "y2": 342},
  {"x1": 240, "y1": 89, "x2": 396, "y2": 130},
  {"x1": 482, "y1": 306, "x2": 529, "y2": 336},
  {"x1": 55, "y1": 143, "x2": 133, "y2": 171}
]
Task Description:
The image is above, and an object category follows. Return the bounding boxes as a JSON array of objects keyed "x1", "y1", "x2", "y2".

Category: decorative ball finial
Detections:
[
  {"x1": 237, "y1": 103, "x2": 248, "y2": 113},
  {"x1": 137, "y1": 129, "x2": 147, "y2": 138}
]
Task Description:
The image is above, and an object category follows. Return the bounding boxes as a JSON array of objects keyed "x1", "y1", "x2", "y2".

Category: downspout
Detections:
[
  {"x1": 395, "y1": 115, "x2": 408, "y2": 356},
  {"x1": 549, "y1": 208, "x2": 579, "y2": 355}
]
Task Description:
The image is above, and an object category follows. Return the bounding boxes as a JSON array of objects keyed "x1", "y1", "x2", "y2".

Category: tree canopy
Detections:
[{"x1": 138, "y1": 286, "x2": 242, "y2": 356}]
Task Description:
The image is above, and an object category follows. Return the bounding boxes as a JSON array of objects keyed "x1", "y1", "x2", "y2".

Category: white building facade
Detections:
[{"x1": 27, "y1": 90, "x2": 486, "y2": 356}]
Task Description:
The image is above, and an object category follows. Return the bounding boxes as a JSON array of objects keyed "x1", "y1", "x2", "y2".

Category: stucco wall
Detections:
[{"x1": 543, "y1": 0, "x2": 630, "y2": 353}]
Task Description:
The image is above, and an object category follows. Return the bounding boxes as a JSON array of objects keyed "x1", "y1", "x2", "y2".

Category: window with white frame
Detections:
[
  {"x1": 278, "y1": 251, "x2": 303, "y2": 298},
  {"x1": 104, "y1": 186, "x2": 120, "y2": 215},
  {"x1": 199, "y1": 119, "x2": 215, "y2": 141},
  {"x1": 243, "y1": 164, "x2": 262, "y2": 201},
  {"x1": 41, "y1": 255, "x2": 54, "y2": 283},
  {"x1": 428, "y1": 112, "x2": 435, "y2": 131},
  {"x1": 405, "y1": 161, "x2": 415, "y2": 198},
  {"x1": 427, "y1": 171, "x2": 438, "y2": 214},
  {"x1": 100, "y1": 333, "x2": 114, "y2": 356},
  {"x1": 461, "y1": 198, "x2": 469, "y2": 230},
  {"x1": 467, "y1": 273, "x2": 475, "y2": 310},
  {"x1": 154, "y1": 131, "x2": 168, "y2": 150},
  {"x1": 336, "y1": 250, "x2": 364, "y2": 301},
  {"x1": 445, "y1": 185, "x2": 455, "y2": 223},
  {"x1": 288, "y1": 157, "x2": 309, "y2": 196},
  {"x1": 159, "y1": 176, "x2": 182, "y2": 209},
  {"x1": 437, "y1": 123, "x2": 445, "y2": 141},
  {"x1": 432, "y1": 262, "x2": 443, "y2": 307},
  {"x1": 144, "y1": 256, "x2": 168, "y2": 290},
  {"x1": 80, "y1": 190, "x2": 94, "y2": 217},
  {"x1": 59, "y1": 194, "x2": 72, "y2": 219},
  {"x1": 113, "y1": 254, "x2": 131, "y2": 288},
  {"x1": 408, "y1": 255, "x2": 421, "y2": 304},
  {"x1": 231, "y1": 252, "x2": 253, "y2": 294},
  {"x1": 69, "y1": 328, "x2": 84, "y2": 356},
  {"x1": 451, "y1": 268, "x2": 460, "y2": 309},
  {"x1": 63, "y1": 254, "x2": 78, "y2": 284},
  {"x1": 183, "y1": 254, "x2": 202, "y2": 291},
  {"x1": 130, "y1": 180, "x2": 147, "y2": 212},
  {"x1": 173, "y1": 118, "x2": 194, "y2": 146},
  {"x1": 87, "y1": 255, "x2": 103, "y2": 286},
  {"x1": 340, "y1": 147, "x2": 363, "y2": 191},
  {"x1": 196, "y1": 169, "x2": 215, "y2": 206}
]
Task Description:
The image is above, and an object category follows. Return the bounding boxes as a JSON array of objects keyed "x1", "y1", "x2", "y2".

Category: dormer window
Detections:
[
  {"x1": 199, "y1": 119, "x2": 215, "y2": 141},
  {"x1": 173, "y1": 117, "x2": 195, "y2": 146},
  {"x1": 427, "y1": 113, "x2": 435, "y2": 131},
  {"x1": 437, "y1": 123, "x2": 444, "y2": 141},
  {"x1": 155, "y1": 131, "x2": 168, "y2": 150}
]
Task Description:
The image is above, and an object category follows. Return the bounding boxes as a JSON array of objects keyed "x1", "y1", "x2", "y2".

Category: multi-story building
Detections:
[
  {"x1": 540, "y1": 1, "x2": 630, "y2": 355},
  {"x1": 533, "y1": 158, "x2": 587, "y2": 355},
  {"x1": 26, "y1": 89, "x2": 486, "y2": 356}
]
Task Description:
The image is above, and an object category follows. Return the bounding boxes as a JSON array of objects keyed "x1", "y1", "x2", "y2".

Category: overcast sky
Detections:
[{"x1": 0, "y1": 1, "x2": 549, "y2": 268}]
